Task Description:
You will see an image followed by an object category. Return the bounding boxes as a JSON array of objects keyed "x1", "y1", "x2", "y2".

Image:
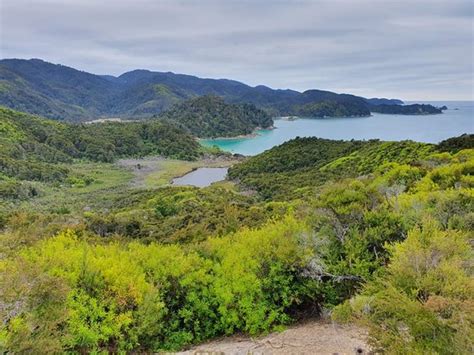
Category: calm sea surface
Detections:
[{"x1": 201, "y1": 101, "x2": 473, "y2": 156}]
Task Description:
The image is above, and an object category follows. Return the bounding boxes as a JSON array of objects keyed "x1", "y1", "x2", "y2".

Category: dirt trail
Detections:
[{"x1": 178, "y1": 321, "x2": 369, "y2": 355}]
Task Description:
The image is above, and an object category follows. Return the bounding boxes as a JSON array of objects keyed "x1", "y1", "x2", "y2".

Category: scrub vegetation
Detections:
[{"x1": 0, "y1": 106, "x2": 472, "y2": 353}]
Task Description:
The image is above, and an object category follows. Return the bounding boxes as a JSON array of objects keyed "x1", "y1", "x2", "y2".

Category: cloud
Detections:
[{"x1": 1, "y1": 0, "x2": 473, "y2": 100}]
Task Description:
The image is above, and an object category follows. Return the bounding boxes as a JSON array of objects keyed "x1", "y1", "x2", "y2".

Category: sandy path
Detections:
[{"x1": 178, "y1": 321, "x2": 369, "y2": 355}]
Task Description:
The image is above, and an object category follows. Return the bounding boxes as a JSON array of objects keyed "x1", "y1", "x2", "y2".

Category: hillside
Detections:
[
  {"x1": 158, "y1": 95, "x2": 273, "y2": 138},
  {"x1": 1, "y1": 0, "x2": 472, "y2": 352},
  {"x1": 294, "y1": 100, "x2": 369, "y2": 117},
  {"x1": 0, "y1": 59, "x2": 117, "y2": 120},
  {"x1": 365, "y1": 97, "x2": 404, "y2": 105},
  {"x1": 0, "y1": 107, "x2": 201, "y2": 188},
  {"x1": 370, "y1": 103, "x2": 443, "y2": 115},
  {"x1": 1, "y1": 115, "x2": 472, "y2": 353},
  {"x1": 228, "y1": 136, "x2": 442, "y2": 199},
  {"x1": 0, "y1": 58, "x2": 414, "y2": 121}
]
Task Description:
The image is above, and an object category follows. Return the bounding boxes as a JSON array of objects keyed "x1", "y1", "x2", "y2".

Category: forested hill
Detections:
[
  {"x1": 365, "y1": 97, "x2": 404, "y2": 105},
  {"x1": 158, "y1": 95, "x2": 273, "y2": 138},
  {"x1": 369, "y1": 103, "x2": 443, "y2": 115},
  {"x1": 0, "y1": 59, "x2": 118, "y2": 120},
  {"x1": 0, "y1": 58, "x2": 399, "y2": 121},
  {"x1": 0, "y1": 107, "x2": 200, "y2": 183},
  {"x1": 2, "y1": 129, "x2": 472, "y2": 353},
  {"x1": 228, "y1": 135, "x2": 473, "y2": 199}
]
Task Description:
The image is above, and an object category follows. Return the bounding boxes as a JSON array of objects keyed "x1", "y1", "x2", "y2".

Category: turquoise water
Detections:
[
  {"x1": 172, "y1": 167, "x2": 228, "y2": 187},
  {"x1": 201, "y1": 101, "x2": 473, "y2": 156}
]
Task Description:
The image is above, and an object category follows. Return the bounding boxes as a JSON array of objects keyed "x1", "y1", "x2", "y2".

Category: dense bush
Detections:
[
  {"x1": 158, "y1": 95, "x2": 273, "y2": 138},
  {"x1": 0, "y1": 107, "x2": 201, "y2": 182},
  {"x1": 0, "y1": 179, "x2": 40, "y2": 199},
  {"x1": 0, "y1": 217, "x2": 316, "y2": 352},
  {"x1": 229, "y1": 137, "x2": 434, "y2": 199},
  {"x1": 437, "y1": 133, "x2": 474, "y2": 153},
  {"x1": 295, "y1": 100, "x2": 369, "y2": 117},
  {"x1": 333, "y1": 221, "x2": 473, "y2": 354},
  {"x1": 83, "y1": 186, "x2": 290, "y2": 243},
  {"x1": 69, "y1": 120, "x2": 200, "y2": 162},
  {"x1": 1, "y1": 133, "x2": 472, "y2": 353},
  {"x1": 369, "y1": 103, "x2": 443, "y2": 115}
]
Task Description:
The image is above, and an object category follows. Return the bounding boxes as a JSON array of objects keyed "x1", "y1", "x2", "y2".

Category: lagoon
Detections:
[
  {"x1": 201, "y1": 101, "x2": 473, "y2": 156},
  {"x1": 172, "y1": 167, "x2": 228, "y2": 187}
]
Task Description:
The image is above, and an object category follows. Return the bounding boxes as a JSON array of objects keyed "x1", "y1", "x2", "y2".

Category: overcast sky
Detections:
[{"x1": 1, "y1": 0, "x2": 473, "y2": 100}]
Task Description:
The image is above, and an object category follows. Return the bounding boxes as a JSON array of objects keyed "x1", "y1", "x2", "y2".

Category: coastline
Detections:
[
  {"x1": 279, "y1": 114, "x2": 373, "y2": 120},
  {"x1": 370, "y1": 111, "x2": 443, "y2": 116},
  {"x1": 199, "y1": 125, "x2": 275, "y2": 141}
]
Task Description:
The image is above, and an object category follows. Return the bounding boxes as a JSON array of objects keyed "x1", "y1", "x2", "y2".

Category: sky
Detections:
[{"x1": 1, "y1": 0, "x2": 473, "y2": 100}]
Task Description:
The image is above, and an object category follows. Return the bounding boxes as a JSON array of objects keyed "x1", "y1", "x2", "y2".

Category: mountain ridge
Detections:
[{"x1": 0, "y1": 58, "x2": 393, "y2": 121}]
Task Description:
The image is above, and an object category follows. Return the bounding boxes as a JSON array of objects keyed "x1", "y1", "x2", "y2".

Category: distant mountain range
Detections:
[{"x1": 0, "y1": 58, "x2": 442, "y2": 122}]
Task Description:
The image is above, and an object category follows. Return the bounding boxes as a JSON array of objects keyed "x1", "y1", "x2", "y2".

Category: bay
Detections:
[{"x1": 201, "y1": 101, "x2": 473, "y2": 156}]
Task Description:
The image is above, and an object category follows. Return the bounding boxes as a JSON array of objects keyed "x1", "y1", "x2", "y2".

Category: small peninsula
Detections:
[{"x1": 369, "y1": 103, "x2": 443, "y2": 115}]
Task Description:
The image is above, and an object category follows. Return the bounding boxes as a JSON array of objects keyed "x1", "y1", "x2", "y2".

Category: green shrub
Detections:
[
  {"x1": 333, "y1": 220, "x2": 473, "y2": 354},
  {"x1": 1, "y1": 217, "x2": 316, "y2": 352}
]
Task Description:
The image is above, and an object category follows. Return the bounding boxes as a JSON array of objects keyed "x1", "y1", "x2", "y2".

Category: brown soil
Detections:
[
  {"x1": 178, "y1": 320, "x2": 369, "y2": 355},
  {"x1": 116, "y1": 156, "x2": 167, "y2": 188}
]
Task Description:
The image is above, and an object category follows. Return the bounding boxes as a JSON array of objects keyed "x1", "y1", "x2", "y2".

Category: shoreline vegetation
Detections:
[
  {"x1": 116, "y1": 154, "x2": 240, "y2": 188},
  {"x1": 157, "y1": 96, "x2": 274, "y2": 139},
  {"x1": 369, "y1": 103, "x2": 444, "y2": 115},
  {"x1": 288, "y1": 114, "x2": 372, "y2": 120},
  {"x1": 199, "y1": 103, "x2": 449, "y2": 144},
  {"x1": 198, "y1": 125, "x2": 276, "y2": 141}
]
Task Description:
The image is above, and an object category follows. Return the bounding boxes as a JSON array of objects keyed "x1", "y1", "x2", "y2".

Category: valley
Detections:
[
  {"x1": 1, "y1": 1, "x2": 472, "y2": 352},
  {"x1": 1, "y1": 102, "x2": 472, "y2": 353}
]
